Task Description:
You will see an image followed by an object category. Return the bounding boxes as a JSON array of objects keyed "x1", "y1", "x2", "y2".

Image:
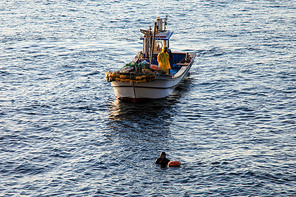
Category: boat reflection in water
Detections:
[
  {"x1": 107, "y1": 76, "x2": 194, "y2": 134},
  {"x1": 108, "y1": 99, "x2": 173, "y2": 133}
]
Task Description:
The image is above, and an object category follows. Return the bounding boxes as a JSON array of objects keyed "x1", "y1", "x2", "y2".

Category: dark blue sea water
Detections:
[{"x1": 1, "y1": 0, "x2": 296, "y2": 196}]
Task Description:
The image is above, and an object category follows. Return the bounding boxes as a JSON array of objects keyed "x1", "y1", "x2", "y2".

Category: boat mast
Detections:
[
  {"x1": 164, "y1": 15, "x2": 168, "y2": 31},
  {"x1": 149, "y1": 22, "x2": 157, "y2": 66},
  {"x1": 140, "y1": 17, "x2": 164, "y2": 64}
]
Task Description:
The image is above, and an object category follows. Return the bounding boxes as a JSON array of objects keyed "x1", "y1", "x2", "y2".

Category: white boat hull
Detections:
[{"x1": 112, "y1": 80, "x2": 175, "y2": 100}]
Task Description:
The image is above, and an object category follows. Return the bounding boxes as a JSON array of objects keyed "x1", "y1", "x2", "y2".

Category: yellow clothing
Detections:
[{"x1": 157, "y1": 50, "x2": 171, "y2": 74}]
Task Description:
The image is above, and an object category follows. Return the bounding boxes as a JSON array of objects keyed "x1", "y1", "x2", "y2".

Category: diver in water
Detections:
[{"x1": 155, "y1": 152, "x2": 170, "y2": 168}]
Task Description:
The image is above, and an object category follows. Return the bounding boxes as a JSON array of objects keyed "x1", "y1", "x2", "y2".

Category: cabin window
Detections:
[
  {"x1": 155, "y1": 40, "x2": 163, "y2": 53},
  {"x1": 154, "y1": 40, "x2": 169, "y2": 53},
  {"x1": 164, "y1": 40, "x2": 169, "y2": 48}
]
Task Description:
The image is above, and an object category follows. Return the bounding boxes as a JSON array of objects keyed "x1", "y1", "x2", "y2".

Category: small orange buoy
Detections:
[{"x1": 168, "y1": 161, "x2": 181, "y2": 167}]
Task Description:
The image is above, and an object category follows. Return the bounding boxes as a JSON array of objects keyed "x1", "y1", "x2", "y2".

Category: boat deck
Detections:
[{"x1": 142, "y1": 52, "x2": 191, "y2": 75}]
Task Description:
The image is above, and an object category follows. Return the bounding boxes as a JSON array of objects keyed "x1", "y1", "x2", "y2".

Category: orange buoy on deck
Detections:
[
  {"x1": 150, "y1": 64, "x2": 161, "y2": 71},
  {"x1": 168, "y1": 161, "x2": 181, "y2": 167}
]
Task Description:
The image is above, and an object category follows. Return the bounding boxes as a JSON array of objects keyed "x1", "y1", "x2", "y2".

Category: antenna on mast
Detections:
[{"x1": 164, "y1": 15, "x2": 168, "y2": 31}]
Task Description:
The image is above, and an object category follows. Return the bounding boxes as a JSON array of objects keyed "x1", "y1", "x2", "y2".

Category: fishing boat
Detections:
[{"x1": 105, "y1": 16, "x2": 196, "y2": 102}]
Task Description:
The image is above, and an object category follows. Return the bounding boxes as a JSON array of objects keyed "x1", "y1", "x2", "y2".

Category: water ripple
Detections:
[{"x1": 1, "y1": 0, "x2": 296, "y2": 196}]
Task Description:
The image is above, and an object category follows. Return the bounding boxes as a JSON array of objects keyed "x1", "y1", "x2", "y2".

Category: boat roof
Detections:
[{"x1": 140, "y1": 30, "x2": 174, "y2": 41}]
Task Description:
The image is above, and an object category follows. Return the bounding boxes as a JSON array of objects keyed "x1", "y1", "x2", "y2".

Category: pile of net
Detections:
[{"x1": 105, "y1": 61, "x2": 164, "y2": 83}]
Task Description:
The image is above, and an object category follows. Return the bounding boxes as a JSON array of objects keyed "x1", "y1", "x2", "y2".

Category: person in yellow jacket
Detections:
[{"x1": 157, "y1": 46, "x2": 172, "y2": 74}]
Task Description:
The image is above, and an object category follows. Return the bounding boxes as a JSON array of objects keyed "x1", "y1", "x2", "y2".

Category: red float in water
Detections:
[{"x1": 168, "y1": 161, "x2": 181, "y2": 167}]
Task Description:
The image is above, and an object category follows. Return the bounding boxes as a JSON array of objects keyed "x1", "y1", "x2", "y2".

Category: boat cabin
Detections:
[
  {"x1": 138, "y1": 17, "x2": 192, "y2": 75},
  {"x1": 140, "y1": 16, "x2": 173, "y2": 57}
]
